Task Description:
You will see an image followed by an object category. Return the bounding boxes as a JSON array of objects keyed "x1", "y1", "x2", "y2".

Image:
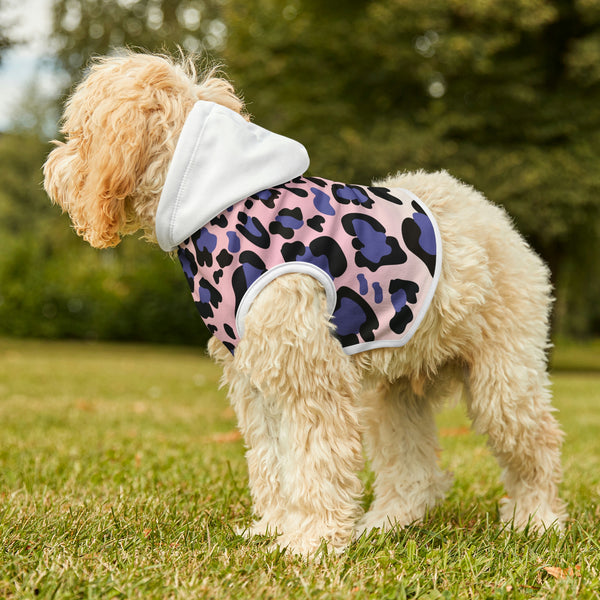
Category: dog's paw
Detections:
[{"x1": 499, "y1": 496, "x2": 567, "y2": 532}]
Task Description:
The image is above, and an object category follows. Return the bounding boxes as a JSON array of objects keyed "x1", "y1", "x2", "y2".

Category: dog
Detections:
[{"x1": 43, "y1": 51, "x2": 567, "y2": 555}]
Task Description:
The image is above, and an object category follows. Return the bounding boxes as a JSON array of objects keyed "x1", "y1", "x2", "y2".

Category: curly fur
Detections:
[
  {"x1": 44, "y1": 51, "x2": 567, "y2": 556},
  {"x1": 43, "y1": 51, "x2": 244, "y2": 248}
]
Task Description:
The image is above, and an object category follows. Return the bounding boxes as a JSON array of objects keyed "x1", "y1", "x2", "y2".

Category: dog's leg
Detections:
[
  {"x1": 208, "y1": 336, "x2": 287, "y2": 537},
  {"x1": 231, "y1": 376, "x2": 289, "y2": 537},
  {"x1": 357, "y1": 379, "x2": 452, "y2": 536},
  {"x1": 466, "y1": 352, "x2": 566, "y2": 531},
  {"x1": 230, "y1": 274, "x2": 364, "y2": 555}
]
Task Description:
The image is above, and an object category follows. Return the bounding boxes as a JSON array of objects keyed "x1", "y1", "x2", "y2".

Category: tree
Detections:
[
  {"x1": 223, "y1": 0, "x2": 600, "y2": 336},
  {"x1": 0, "y1": 130, "x2": 210, "y2": 343},
  {"x1": 0, "y1": 0, "x2": 226, "y2": 345},
  {"x1": 3, "y1": 0, "x2": 596, "y2": 341},
  {"x1": 0, "y1": 0, "x2": 16, "y2": 64},
  {"x1": 50, "y1": 0, "x2": 226, "y2": 79}
]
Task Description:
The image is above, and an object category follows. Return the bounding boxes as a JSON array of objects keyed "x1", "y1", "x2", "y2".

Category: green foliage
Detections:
[
  {"x1": 1, "y1": 338, "x2": 599, "y2": 598},
  {"x1": 0, "y1": 235, "x2": 209, "y2": 344},
  {"x1": 50, "y1": 0, "x2": 226, "y2": 78},
  {"x1": 0, "y1": 132, "x2": 210, "y2": 345},
  {"x1": 0, "y1": 0, "x2": 229, "y2": 345},
  {"x1": 223, "y1": 0, "x2": 600, "y2": 336},
  {"x1": 0, "y1": 0, "x2": 598, "y2": 341},
  {"x1": 551, "y1": 337, "x2": 600, "y2": 371}
]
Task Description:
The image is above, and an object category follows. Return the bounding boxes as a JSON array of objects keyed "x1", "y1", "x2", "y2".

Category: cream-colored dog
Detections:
[{"x1": 44, "y1": 51, "x2": 566, "y2": 555}]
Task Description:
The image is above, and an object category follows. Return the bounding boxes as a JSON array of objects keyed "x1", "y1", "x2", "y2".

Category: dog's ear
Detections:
[
  {"x1": 43, "y1": 52, "x2": 247, "y2": 249},
  {"x1": 43, "y1": 97, "x2": 150, "y2": 249}
]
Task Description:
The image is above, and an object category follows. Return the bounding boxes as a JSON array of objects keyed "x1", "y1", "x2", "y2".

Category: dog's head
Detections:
[{"x1": 43, "y1": 51, "x2": 245, "y2": 248}]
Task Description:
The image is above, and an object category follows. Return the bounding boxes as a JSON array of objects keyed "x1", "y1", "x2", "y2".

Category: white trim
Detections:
[
  {"x1": 343, "y1": 338, "x2": 414, "y2": 355},
  {"x1": 235, "y1": 263, "x2": 337, "y2": 338}
]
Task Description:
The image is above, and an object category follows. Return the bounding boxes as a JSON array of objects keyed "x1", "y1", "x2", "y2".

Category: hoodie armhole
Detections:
[{"x1": 235, "y1": 263, "x2": 337, "y2": 339}]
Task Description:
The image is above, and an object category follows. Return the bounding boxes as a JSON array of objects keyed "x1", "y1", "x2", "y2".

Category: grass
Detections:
[
  {"x1": 0, "y1": 337, "x2": 599, "y2": 599},
  {"x1": 551, "y1": 338, "x2": 600, "y2": 373}
]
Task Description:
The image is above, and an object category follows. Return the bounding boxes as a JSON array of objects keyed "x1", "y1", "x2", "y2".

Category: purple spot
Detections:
[
  {"x1": 243, "y1": 217, "x2": 263, "y2": 238},
  {"x1": 276, "y1": 215, "x2": 303, "y2": 229},
  {"x1": 301, "y1": 248, "x2": 333, "y2": 277},
  {"x1": 242, "y1": 262, "x2": 264, "y2": 286},
  {"x1": 412, "y1": 212, "x2": 436, "y2": 255},
  {"x1": 391, "y1": 289, "x2": 407, "y2": 312},
  {"x1": 227, "y1": 232, "x2": 240, "y2": 253},
  {"x1": 357, "y1": 274, "x2": 368, "y2": 295},
  {"x1": 353, "y1": 220, "x2": 391, "y2": 263},
  {"x1": 373, "y1": 282, "x2": 383, "y2": 304},
  {"x1": 195, "y1": 228, "x2": 217, "y2": 253},
  {"x1": 198, "y1": 284, "x2": 212, "y2": 304},
  {"x1": 332, "y1": 297, "x2": 364, "y2": 337},
  {"x1": 179, "y1": 252, "x2": 195, "y2": 281},
  {"x1": 312, "y1": 188, "x2": 335, "y2": 216},
  {"x1": 337, "y1": 185, "x2": 369, "y2": 204}
]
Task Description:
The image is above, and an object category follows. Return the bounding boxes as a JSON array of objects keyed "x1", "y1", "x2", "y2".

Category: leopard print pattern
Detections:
[{"x1": 178, "y1": 176, "x2": 440, "y2": 355}]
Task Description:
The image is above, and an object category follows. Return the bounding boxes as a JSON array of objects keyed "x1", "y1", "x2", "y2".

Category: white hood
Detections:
[{"x1": 155, "y1": 101, "x2": 310, "y2": 251}]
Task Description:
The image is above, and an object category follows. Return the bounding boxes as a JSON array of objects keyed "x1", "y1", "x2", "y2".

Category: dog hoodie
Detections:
[{"x1": 156, "y1": 101, "x2": 442, "y2": 355}]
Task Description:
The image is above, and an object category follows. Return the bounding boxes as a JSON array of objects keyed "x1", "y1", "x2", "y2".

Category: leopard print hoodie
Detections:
[{"x1": 156, "y1": 101, "x2": 442, "y2": 355}]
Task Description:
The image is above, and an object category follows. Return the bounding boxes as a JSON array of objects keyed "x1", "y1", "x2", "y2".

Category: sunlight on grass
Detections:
[{"x1": 1, "y1": 338, "x2": 599, "y2": 598}]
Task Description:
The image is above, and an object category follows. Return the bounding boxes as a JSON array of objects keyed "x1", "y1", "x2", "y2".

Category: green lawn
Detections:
[{"x1": 1, "y1": 338, "x2": 599, "y2": 599}]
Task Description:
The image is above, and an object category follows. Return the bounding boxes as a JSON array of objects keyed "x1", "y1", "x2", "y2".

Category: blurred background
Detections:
[{"x1": 0, "y1": 0, "x2": 598, "y2": 347}]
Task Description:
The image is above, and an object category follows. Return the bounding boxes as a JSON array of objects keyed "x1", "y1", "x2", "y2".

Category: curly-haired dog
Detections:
[{"x1": 44, "y1": 51, "x2": 566, "y2": 555}]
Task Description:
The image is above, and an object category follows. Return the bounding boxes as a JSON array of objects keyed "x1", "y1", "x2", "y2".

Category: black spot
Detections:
[
  {"x1": 190, "y1": 228, "x2": 218, "y2": 268},
  {"x1": 390, "y1": 306, "x2": 414, "y2": 335},
  {"x1": 236, "y1": 213, "x2": 271, "y2": 249},
  {"x1": 307, "y1": 215, "x2": 325, "y2": 232},
  {"x1": 231, "y1": 251, "x2": 267, "y2": 313},
  {"x1": 412, "y1": 200, "x2": 425, "y2": 214},
  {"x1": 178, "y1": 247, "x2": 198, "y2": 292},
  {"x1": 224, "y1": 323, "x2": 236, "y2": 339},
  {"x1": 280, "y1": 207, "x2": 303, "y2": 219},
  {"x1": 368, "y1": 186, "x2": 405, "y2": 204},
  {"x1": 281, "y1": 241, "x2": 307, "y2": 262},
  {"x1": 277, "y1": 179, "x2": 310, "y2": 197},
  {"x1": 305, "y1": 176, "x2": 328, "y2": 188},
  {"x1": 239, "y1": 250, "x2": 267, "y2": 270},
  {"x1": 332, "y1": 183, "x2": 374, "y2": 209},
  {"x1": 388, "y1": 279, "x2": 419, "y2": 334},
  {"x1": 402, "y1": 217, "x2": 436, "y2": 276},
  {"x1": 209, "y1": 214, "x2": 228, "y2": 228},
  {"x1": 195, "y1": 278, "x2": 222, "y2": 319},
  {"x1": 389, "y1": 278, "x2": 419, "y2": 304},
  {"x1": 251, "y1": 188, "x2": 281, "y2": 208},
  {"x1": 308, "y1": 237, "x2": 347, "y2": 278},
  {"x1": 332, "y1": 286, "x2": 379, "y2": 347},
  {"x1": 269, "y1": 206, "x2": 304, "y2": 239},
  {"x1": 217, "y1": 249, "x2": 233, "y2": 268},
  {"x1": 214, "y1": 269, "x2": 223, "y2": 283}
]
